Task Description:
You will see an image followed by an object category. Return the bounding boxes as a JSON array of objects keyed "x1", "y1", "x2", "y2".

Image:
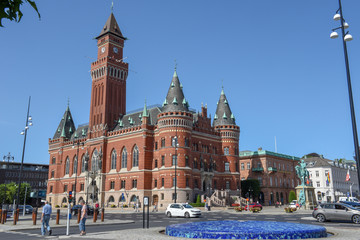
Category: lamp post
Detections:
[
  {"x1": 330, "y1": 0, "x2": 360, "y2": 194},
  {"x1": 2, "y1": 153, "x2": 14, "y2": 208},
  {"x1": 84, "y1": 151, "x2": 89, "y2": 204},
  {"x1": 16, "y1": 96, "x2": 33, "y2": 212},
  {"x1": 72, "y1": 136, "x2": 84, "y2": 206}
]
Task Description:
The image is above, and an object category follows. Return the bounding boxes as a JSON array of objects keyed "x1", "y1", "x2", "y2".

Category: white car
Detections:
[
  {"x1": 289, "y1": 200, "x2": 299, "y2": 209},
  {"x1": 166, "y1": 203, "x2": 201, "y2": 218}
]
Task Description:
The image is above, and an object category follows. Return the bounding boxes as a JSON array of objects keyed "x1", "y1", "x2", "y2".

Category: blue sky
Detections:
[{"x1": 1, "y1": 0, "x2": 360, "y2": 165}]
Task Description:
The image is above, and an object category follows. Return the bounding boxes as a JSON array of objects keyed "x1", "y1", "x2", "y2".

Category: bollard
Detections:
[
  {"x1": 33, "y1": 208, "x2": 38, "y2": 225},
  {"x1": 101, "y1": 208, "x2": 104, "y2": 222},
  {"x1": 1, "y1": 211, "x2": 5, "y2": 224},
  {"x1": 16, "y1": 209, "x2": 20, "y2": 222},
  {"x1": 4, "y1": 210, "x2": 7, "y2": 223},
  {"x1": 13, "y1": 211, "x2": 17, "y2": 225},
  {"x1": 77, "y1": 209, "x2": 81, "y2": 223},
  {"x1": 93, "y1": 209, "x2": 97, "y2": 222},
  {"x1": 56, "y1": 209, "x2": 60, "y2": 225}
]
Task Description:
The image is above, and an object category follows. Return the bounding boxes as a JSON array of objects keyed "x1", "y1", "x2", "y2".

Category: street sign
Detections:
[
  {"x1": 144, "y1": 196, "x2": 149, "y2": 206},
  {"x1": 347, "y1": 192, "x2": 350, "y2": 197}
]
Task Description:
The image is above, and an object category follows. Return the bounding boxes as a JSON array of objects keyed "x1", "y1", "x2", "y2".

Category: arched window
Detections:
[
  {"x1": 91, "y1": 149, "x2": 100, "y2": 171},
  {"x1": 108, "y1": 196, "x2": 115, "y2": 202},
  {"x1": 132, "y1": 146, "x2": 139, "y2": 167},
  {"x1": 81, "y1": 155, "x2": 86, "y2": 173},
  {"x1": 65, "y1": 157, "x2": 70, "y2": 175},
  {"x1": 121, "y1": 148, "x2": 127, "y2": 168},
  {"x1": 130, "y1": 195, "x2": 137, "y2": 202},
  {"x1": 111, "y1": 149, "x2": 117, "y2": 170},
  {"x1": 73, "y1": 155, "x2": 78, "y2": 175}
]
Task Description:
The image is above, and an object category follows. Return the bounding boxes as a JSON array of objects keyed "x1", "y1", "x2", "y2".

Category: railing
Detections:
[
  {"x1": 268, "y1": 167, "x2": 277, "y2": 172},
  {"x1": 252, "y1": 167, "x2": 264, "y2": 172}
]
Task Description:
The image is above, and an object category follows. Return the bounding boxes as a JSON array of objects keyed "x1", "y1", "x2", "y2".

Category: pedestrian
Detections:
[
  {"x1": 40, "y1": 201, "x2": 52, "y2": 236},
  {"x1": 79, "y1": 200, "x2": 87, "y2": 236}
]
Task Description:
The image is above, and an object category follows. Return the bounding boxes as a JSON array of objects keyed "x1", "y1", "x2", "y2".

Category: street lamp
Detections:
[
  {"x1": 330, "y1": 0, "x2": 360, "y2": 194},
  {"x1": 72, "y1": 136, "x2": 84, "y2": 206},
  {"x1": 2, "y1": 153, "x2": 14, "y2": 208},
  {"x1": 16, "y1": 96, "x2": 33, "y2": 212}
]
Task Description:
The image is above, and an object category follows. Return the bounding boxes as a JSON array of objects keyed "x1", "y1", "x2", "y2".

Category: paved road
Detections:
[{"x1": 2, "y1": 210, "x2": 359, "y2": 239}]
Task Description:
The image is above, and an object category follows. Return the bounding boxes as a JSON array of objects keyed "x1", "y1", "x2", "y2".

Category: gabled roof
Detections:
[
  {"x1": 96, "y1": 13, "x2": 125, "y2": 40},
  {"x1": 112, "y1": 106, "x2": 162, "y2": 131},
  {"x1": 53, "y1": 105, "x2": 76, "y2": 139},
  {"x1": 70, "y1": 124, "x2": 89, "y2": 141},
  {"x1": 213, "y1": 88, "x2": 236, "y2": 126},
  {"x1": 162, "y1": 70, "x2": 189, "y2": 112}
]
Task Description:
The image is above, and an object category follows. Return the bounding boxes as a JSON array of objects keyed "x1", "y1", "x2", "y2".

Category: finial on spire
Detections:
[
  {"x1": 67, "y1": 97, "x2": 70, "y2": 110},
  {"x1": 111, "y1": 1, "x2": 114, "y2": 13},
  {"x1": 221, "y1": 80, "x2": 225, "y2": 95},
  {"x1": 173, "y1": 59, "x2": 178, "y2": 78}
]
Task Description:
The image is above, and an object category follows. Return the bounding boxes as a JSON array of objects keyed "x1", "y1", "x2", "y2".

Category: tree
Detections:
[
  {"x1": 196, "y1": 194, "x2": 201, "y2": 204},
  {"x1": 0, "y1": 182, "x2": 31, "y2": 204},
  {"x1": 0, "y1": 0, "x2": 40, "y2": 27},
  {"x1": 241, "y1": 179, "x2": 260, "y2": 199},
  {"x1": 289, "y1": 190, "x2": 296, "y2": 203}
]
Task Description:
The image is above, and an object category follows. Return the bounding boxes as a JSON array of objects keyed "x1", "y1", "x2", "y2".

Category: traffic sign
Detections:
[{"x1": 144, "y1": 196, "x2": 149, "y2": 206}]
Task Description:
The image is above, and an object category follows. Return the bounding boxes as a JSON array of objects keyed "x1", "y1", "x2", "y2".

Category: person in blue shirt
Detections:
[{"x1": 41, "y1": 201, "x2": 52, "y2": 236}]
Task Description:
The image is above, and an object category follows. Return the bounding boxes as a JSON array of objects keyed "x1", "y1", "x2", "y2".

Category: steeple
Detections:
[
  {"x1": 142, "y1": 99, "x2": 149, "y2": 117},
  {"x1": 213, "y1": 87, "x2": 236, "y2": 126},
  {"x1": 162, "y1": 68, "x2": 189, "y2": 112},
  {"x1": 53, "y1": 104, "x2": 76, "y2": 139},
  {"x1": 96, "y1": 12, "x2": 126, "y2": 40}
]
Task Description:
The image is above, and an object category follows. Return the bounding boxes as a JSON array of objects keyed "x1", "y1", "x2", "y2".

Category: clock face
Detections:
[
  {"x1": 113, "y1": 47, "x2": 118, "y2": 54},
  {"x1": 101, "y1": 47, "x2": 106, "y2": 53}
]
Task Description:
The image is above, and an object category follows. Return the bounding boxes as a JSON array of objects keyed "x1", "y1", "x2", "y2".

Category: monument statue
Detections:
[
  {"x1": 295, "y1": 159, "x2": 310, "y2": 206},
  {"x1": 295, "y1": 159, "x2": 309, "y2": 186}
]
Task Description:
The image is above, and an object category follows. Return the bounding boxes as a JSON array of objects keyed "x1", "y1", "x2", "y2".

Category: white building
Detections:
[{"x1": 303, "y1": 154, "x2": 358, "y2": 203}]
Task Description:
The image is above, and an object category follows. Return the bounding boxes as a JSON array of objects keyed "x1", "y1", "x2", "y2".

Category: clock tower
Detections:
[{"x1": 89, "y1": 13, "x2": 129, "y2": 134}]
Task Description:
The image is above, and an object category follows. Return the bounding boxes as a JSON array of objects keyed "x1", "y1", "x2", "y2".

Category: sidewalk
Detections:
[{"x1": 0, "y1": 213, "x2": 133, "y2": 232}]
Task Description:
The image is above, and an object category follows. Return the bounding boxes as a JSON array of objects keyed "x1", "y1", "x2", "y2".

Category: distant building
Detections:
[
  {"x1": 0, "y1": 161, "x2": 48, "y2": 205},
  {"x1": 239, "y1": 149, "x2": 300, "y2": 206},
  {"x1": 303, "y1": 154, "x2": 358, "y2": 202}
]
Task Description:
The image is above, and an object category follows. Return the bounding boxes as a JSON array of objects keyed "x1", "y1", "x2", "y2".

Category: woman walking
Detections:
[{"x1": 79, "y1": 200, "x2": 87, "y2": 236}]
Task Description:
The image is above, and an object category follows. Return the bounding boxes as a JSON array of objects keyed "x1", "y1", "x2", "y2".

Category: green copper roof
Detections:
[
  {"x1": 214, "y1": 114, "x2": 218, "y2": 120},
  {"x1": 231, "y1": 113, "x2": 235, "y2": 119},
  {"x1": 163, "y1": 99, "x2": 168, "y2": 106},
  {"x1": 224, "y1": 99, "x2": 228, "y2": 104},
  {"x1": 53, "y1": 104, "x2": 76, "y2": 140},
  {"x1": 61, "y1": 126, "x2": 66, "y2": 137},
  {"x1": 172, "y1": 97, "x2": 178, "y2": 105},
  {"x1": 239, "y1": 150, "x2": 300, "y2": 161},
  {"x1": 82, "y1": 128, "x2": 86, "y2": 136},
  {"x1": 222, "y1": 112, "x2": 227, "y2": 119},
  {"x1": 171, "y1": 82, "x2": 175, "y2": 87},
  {"x1": 142, "y1": 100, "x2": 149, "y2": 117},
  {"x1": 162, "y1": 68, "x2": 189, "y2": 112},
  {"x1": 173, "y1": 69, "x2": 178, "y2": 78}
]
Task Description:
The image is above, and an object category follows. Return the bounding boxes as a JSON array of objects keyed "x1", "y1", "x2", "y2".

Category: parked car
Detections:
[
  {"x1": 244, "y1": 202, "x2": 262, "y2": 211},
  {"x1": 18, "y1": 205, "x2": 34, "y2": 214},
  {"x1": 71, "y1": 205, "x2": 95, "y2": 215},
  {"x1": 312, "y1": 203, "x2": 360, "y2": 224},
  {"x1": 340, "y1": 201, "x2": 360, "y2": 209},
  {"x1": 289, "y1": 200, "x2": 300, "y2": 209},
  {"x1": 166, "y1": 203, "x2": 201, "y2": 218},
  {"x1": 339, "y1": 197, "x2": 359, "y2": 202}
]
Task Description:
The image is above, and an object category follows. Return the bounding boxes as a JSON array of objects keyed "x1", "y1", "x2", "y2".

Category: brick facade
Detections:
[
  {"x1": 239, "y1": 150, "x2": 300, "y2": 206},
  {"x1": 47, "y1": 13, "x2": 240, "y2": 208}
]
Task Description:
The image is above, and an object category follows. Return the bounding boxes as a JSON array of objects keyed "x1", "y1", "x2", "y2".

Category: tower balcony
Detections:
[{"x1": 251, "y1": 167, "x2": 264, "y2": 172}]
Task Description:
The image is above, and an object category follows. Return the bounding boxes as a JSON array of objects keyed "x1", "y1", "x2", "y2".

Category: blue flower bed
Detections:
[{"x1": 166, "y1": 220, "x2": 327, "y2": 239}]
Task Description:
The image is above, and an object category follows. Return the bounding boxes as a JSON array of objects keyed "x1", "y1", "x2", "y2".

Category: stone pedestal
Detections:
[{"x1": 295, "y1": 185, "x2": 317, "y2": 210}]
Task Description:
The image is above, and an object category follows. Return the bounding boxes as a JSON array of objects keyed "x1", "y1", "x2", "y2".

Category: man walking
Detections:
[
  {"x1": 79, "y1": 200, "x2": 87, "y2": 236},
  {"x1": 41, "y1": 201, "x2": 52, "y2": 236}
]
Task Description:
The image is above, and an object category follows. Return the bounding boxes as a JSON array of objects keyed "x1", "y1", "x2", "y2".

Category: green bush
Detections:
[
  {"x1": 55, "y1": 205, "x2": 60, "y2": 208},
  {"x1": 289, "y1": 191, "x2": 296, "y2": 203},
  {"x1": 196, "y1": 195, "x2": 201, "y2": 204},
  {"x1": 111, "y1": 204, "x2": 116, "y2": 208},
  {"x1": 189, "y1": 203, "x2": 205, "y2": 207},
  {"x1": 62, "y1": 204, "x2": 67, "y2": 208}
]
